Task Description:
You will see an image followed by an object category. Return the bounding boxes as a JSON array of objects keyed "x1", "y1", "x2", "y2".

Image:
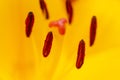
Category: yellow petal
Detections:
[{"x1": 0, "y1": 0, "x2": 120, "y2": 80}]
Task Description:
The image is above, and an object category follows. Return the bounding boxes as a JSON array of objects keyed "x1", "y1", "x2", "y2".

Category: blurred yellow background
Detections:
[{"x1": 0, "y1": 0, "x2": 120, "y2": 80}]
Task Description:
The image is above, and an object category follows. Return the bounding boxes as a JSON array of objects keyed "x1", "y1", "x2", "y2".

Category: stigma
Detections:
[{"x1": 49, "y1": 18, "x2": 67, "y2": 35}]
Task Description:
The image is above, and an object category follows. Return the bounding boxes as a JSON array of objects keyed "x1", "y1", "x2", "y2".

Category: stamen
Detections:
[
  {"x1": 43, "y1": 31, "x2": 53, "y2": 57},
  {"x1": 66, "y1": 0, "x2": 73, "y2": 24},
  {"x1": 25, "y1": 12, "x2": 34, "y2": 37},
  {"x1": 90, "y1": 16, "x2": 97, "y2": 46},
  {"x1": 39, "y1": 0, "x2": 49, "y2": 19},
  {"x1": 76, "y1": 39, "x2": 85, "y2": 69},
  {"x1": 39, "y1": 0, "x2": 45, "y2": 11}
]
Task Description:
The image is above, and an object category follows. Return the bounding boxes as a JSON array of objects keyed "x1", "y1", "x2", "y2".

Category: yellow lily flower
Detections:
[{"x1": 0, "y1": 0, "x2": 120, "y2": 80}]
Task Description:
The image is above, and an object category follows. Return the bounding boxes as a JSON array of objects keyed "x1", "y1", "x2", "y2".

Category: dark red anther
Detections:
[
  {"x1": 39, "y1": 0, "x2": 49, "y2": 19},
  {"x1": 25, "y1": 12, "x2": 34, "y2": 37},
  {"x1": 76, "y1": 39, "x2": 85, "y2": 69},
  {"x1": 90, "y1": 16, "x2": 97, "y2": 46},
  {"x1": 44, "y1": 6, "x2": 49, "y2": 19},
  {"x1": 66, "y1": 0, "x2": 73, "y2": 24},
  {"x1": 39, "y1": 0, "x2": 45, "y2": 11},
  {"x1": 43, "y1": 31, "x2": 53, "y2": 57}
]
